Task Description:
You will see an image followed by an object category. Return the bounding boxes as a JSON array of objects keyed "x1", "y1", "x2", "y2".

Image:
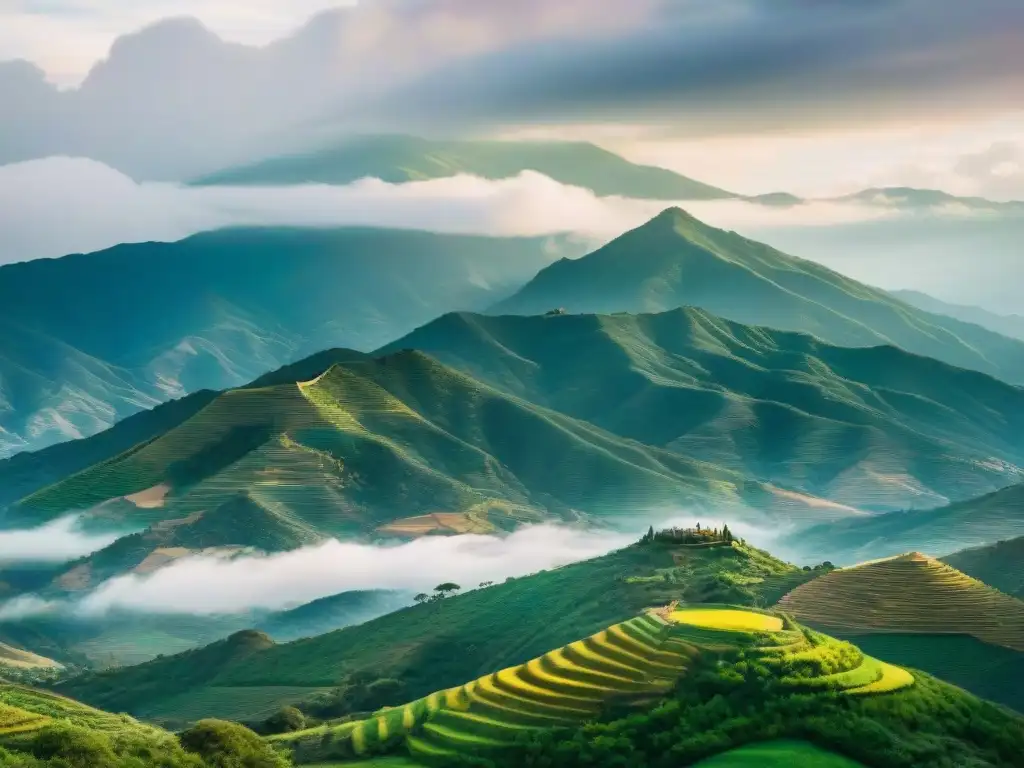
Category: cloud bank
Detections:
[
  {"x1": 0, "y1": 156, "x2": 905, "y2": 266},
  {"x1": 0, "y1": 515, "x2": 122, "y2": 564},
  {"x1": 73, "y1": 524, "x2": 634, "y2": 615}
]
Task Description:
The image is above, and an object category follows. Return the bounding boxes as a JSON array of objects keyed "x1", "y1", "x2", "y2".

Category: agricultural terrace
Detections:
[
  {"x1": 272, "y1": 607, "x2": 915, "y2": 766},
  {"x1": 777, "y1": 552, "x2": 1024, "y2": 651}
]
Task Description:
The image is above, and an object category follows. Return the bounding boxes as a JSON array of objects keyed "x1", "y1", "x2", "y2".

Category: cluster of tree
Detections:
[
  {"x1": 0, "y1": 718, "x2": 289, "y2": 768},
  {"x1": 294, "y1": 671, "x2": 405, "y2": 723},
  {"x1": 479, "y1": 640, "x2": 1024, "y2": 768},
  {"x1": 802, "y1": 561, "x2": 836, "y2": 572},
  {"x1": 640, "y1": 524, "x2": 736, "y2": 546},
  {"x1": 413, "y1": 583, "x2": 462, "y2": 604}
]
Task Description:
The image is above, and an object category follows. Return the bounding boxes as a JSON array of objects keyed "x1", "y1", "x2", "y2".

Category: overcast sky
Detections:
[{"x1": 1, "y1": 0, "x2": 1023, "y2": 196}]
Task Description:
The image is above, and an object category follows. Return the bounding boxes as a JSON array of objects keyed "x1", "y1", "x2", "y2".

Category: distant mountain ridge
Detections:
[
  {"x1": 0, "y1": 227, "x2": 568, "y2": 459},
  {"x1": 381, "y1": 307, "x2": 1024, "y2": 511},
  {"x1": 891, "y1": 290, "x2": 1024, "y2": 341},
  {"x1": 193, "y1": 134, "x2": 735, "y2": 200},
  {"x1": 494, "y1": 207, "x2": 1024, "y2": 385}
]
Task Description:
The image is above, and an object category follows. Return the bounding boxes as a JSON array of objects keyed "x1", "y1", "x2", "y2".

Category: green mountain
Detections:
[
  {"x1": 891, "y1": 289, "x2": 1024, "y2": 342},
  {"x1": 776, "y1": 552, "x2": 1024, "y2": 712},
  {"x1": 55, "y1": 539, "x2": 1024, "y2": 768},
  {"x1": 493, "y1": 207, "x2": 1024, "y2": 385},
  {"x1": 942, "y1": 536, "x2": 1024, "y2": 600},
  {"x1": 792, "y1": 482, "x2": 1024, "y2": 563},
  {"x1": 255, "y1": 591, "x2": 412, "y2": 643},
  {"x1": 13, "y1": 350, "x2": 834, "y2": 555},
  {"x1": 192, "y1": 134, "x2": 734, "y2": 200},
  {"x1": 838, "y1": 186, "x2": 1024, "y2": 213},
  {"x1": 380, "y1": 308, "x2": 1024, "y2": 511},
  {"x1": 0, "y1": 227, "x2": 570, "y2": 459},
  {"x1": 54, "y1": 539, "x2": 818, "y2": 725}
]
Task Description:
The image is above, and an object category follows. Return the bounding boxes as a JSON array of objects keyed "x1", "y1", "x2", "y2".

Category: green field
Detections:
[
  {"x1": 59, "y1": 541, "x2": 817, "y2": 724},
  {"x1": 693, "y1": 740, "x2": 866, "y2": 767},
  {"x1": 273, "y1": 606, "x2": 914, "y2": 764}
]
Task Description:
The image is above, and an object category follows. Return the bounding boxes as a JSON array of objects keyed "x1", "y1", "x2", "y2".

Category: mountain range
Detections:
[
  {"x1": 0, "y1": 227, "x2": 568, "y2": 458},
  {"x1": 494, "y1": 208, "x2": 1024, "y2": 385}
]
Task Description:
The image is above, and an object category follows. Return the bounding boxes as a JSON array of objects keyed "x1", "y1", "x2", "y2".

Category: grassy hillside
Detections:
[
  {"x1": 15, "y1": 351, "x2": 840, "y2": 550},
  {"x1": 270, "y1": 607, "x2": 1021, "y2": 768},
  {"x1": 192, "y1": 134, "x2": 733, "y2": 200},
  {"x1": 776, "y1": 552, "x2": 1024, "y2": 711},
  {"x1": 0, "y1": 227, "x2": 568, "y2": 459},
  {"x1": 380, "y1": 307, "x2": 1024, "y2": 511},
  {"x1": 0, "y1": 643, "x2": 61, "y2": 672},
  {"x1": 494, "y1": 207, "x2": 1024, "y2": 386},
  {"x1": 56, "y1": 540, "x2": 818, "y2": 725},
  {"x1": 942, "y1": 536, "x2": 1024, "y2": 599},
  {"x1": 692, "y1": 741, "x2": 867, "y2": 767},
  {"x1": 256, "y1": 592, "x2": 413, "y2": 644},
  {"x1": 793, "y1": 482, "x2": 1024, "y2": 563}
]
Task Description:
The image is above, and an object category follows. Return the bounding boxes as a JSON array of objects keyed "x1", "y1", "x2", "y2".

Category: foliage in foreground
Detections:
[{"x1": 492, "y1": 643, "x2": 1024, "y2": 768}]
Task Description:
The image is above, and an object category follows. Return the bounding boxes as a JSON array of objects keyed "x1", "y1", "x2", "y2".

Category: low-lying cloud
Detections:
[
  {"x1": 1, "y1": 155, "x2": 907, "y2": 266},
  {"x1": 0, "y1": 515, "x2": 122, "y2": 564},
  {"x1": 72, "y1": 524, "x2": 634, "y2": 615}
]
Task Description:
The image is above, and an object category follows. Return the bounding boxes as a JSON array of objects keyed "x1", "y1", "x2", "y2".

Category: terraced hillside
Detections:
[
  {"x1": 943, "y1": 536, "x2": 1024, "y2": 599},
  {"x1": 15, "y1": 352, "x2": 841, "y2": 563},
  {"x1": 776, "y1": 553, "x2": 1024, "y2": 711},
  {"x1": 273, "y1": 607, "x2": 913, "y2": 765},
  {"x1": 494, "y1": 207, "x2": 1024, "y2": 386},
  {"x1": 793, "y1": 482, "x2": 1024, "y2": 563},
  {"x1": 57, "y1": 540, "x2": 817, "y2": 725},
  {"x1": 777, "y1": 553, "x2": 1024, "y2": 651},
  {"x1": 0, "y1": 226, "x2": 568, "y2": 458},
  {"x1": 381, "y1": 307, "x2": 1024, "y2": 511}
]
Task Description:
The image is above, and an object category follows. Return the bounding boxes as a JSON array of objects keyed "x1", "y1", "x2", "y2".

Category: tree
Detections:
[
  {"x1": 180, "y1": 719, "x2": 289, "y2": 768},
  {"x1": 414, "y1": 593, "x2": 429, "y2": 604},
  {"x1": 478, "y1": 581, "x2": 494, "y2": 588},
  {"x1": 263, "y1": 706, "x2": 305, "y2": 735},
  {"x1": 434, "y1": 583, "x2": 461, "y2": 598}
]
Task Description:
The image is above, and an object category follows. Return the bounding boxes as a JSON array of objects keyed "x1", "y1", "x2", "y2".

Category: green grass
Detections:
[
  {"x1": 0, "y1": 226, "x2": 562, "y2": 461},
  {"x1": 942, "y1": 535, "x2": 1024, "y2": 599},
  {"x1": 59, "y1": 541, "x2": 811, "y2": 724},
  {"x1": 381, "y1": 303, "x2": 1024, "y2": 516},
  {"x1": 693, "y1": 740, "x2": 867, "y2": 767}
]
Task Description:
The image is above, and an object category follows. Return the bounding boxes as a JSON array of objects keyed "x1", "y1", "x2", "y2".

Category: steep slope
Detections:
[
  {"x1": 793, "y1": 482, "x2": 1024, "y2": 562},
  {"x1": 14, "y1": 352, "x2": 830, "y2": 544},
  {"x1": 275, "y1": 608, "x2": 914, "y2": 765},
  {"x1": 0, "y1": 227, "x2": 568, "y2": 458},
  {"x1": 192, "y1": 134, "x2": 734, "y2": 199},
  {"x1": 0, "y1": 642, "x2": 61, "y2": 671},
  {"x1": 942, "y1": 536, "x2": 1024, "y2": 599},
  {"x1": 255, "y1": 590, "x2": 413, "y2": 643},
  {"x1": 380, "y1": 308, "x2": 1024, "y2": 511},
  {"x1": 776, "y1": 553, "x2": 1024, "y2": 711},
  {"x1": 494, "y1": 207, "x2": 1024, "y2": 385},
  {"x1": 777, "y1": 553, "x2": 1024, "y2": 651},
  {"x1": 57, "y1": 540, "x2": 816, "y2": 724},
  {"x1": 0, "y1": 349, "x2": 369, "y2": 511},
  {"x1": 891, "y1": 290, "x2": 1024, "y2": 342}
]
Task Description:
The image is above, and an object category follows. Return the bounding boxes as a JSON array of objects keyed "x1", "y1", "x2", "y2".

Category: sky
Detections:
[{"x1": 1, "y1": 0, "x2": 1023, "y2": 197}]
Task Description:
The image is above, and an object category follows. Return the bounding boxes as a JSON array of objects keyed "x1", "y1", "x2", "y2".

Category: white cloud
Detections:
[
  {"x1": 0, "y1": 595, "x2": 61, "y2": 621},
  {"x1": 0, "y1": 156, "x2": 906, "y2": 266},
  {"x1": 0, "y1": 515, "x2": 121, "y2": 564},
  {"x1": 76, "y1": 524, "x2": 634, "y2": 615}
]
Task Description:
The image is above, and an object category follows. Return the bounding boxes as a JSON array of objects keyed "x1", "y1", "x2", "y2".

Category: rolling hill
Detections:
[
  {"x1": 776, "y1": 552, "x2": 1024, "y2": 711},
  {"x1": 192, "y1": 134, "x2": 734, "y2": 200},
  {"x1": 493, "y1": 207, "x2": 1024, "y2": 386},
  {"x1": 942, "y1": 536, "x2": 1024, "y2": 599},
  {"x1": 8, "y1": 349, "x2": 841, "y2": 589},
  {"x1": 0, "y1": 227, "x2": 570, "y2": 459},
  {"x1": 380, "y1": 307, "x2": 1024, "y2": 511},
  {"x1": 792, "y1": 482, "x2": 1024, "y2": 563},
  {"x1": 55, "y1": 538, "x2": 819, "y2": 725}
]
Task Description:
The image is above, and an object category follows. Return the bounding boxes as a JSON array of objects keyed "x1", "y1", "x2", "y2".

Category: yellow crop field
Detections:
[{"x1": 669, "y1": 608, "x2": 784, "y2": 632}]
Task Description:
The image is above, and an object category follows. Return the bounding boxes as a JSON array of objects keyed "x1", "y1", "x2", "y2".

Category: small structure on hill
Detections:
[{"x1": 642, "y1": 524, "x2": 736, "y2": 546}]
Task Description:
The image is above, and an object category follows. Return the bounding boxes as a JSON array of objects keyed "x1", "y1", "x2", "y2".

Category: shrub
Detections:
[
  {"x1": 262, "y1": 707, "x2": 305, "y2": 735},
  {"x1": 179, "y1": 719, "x2": 290, "y2": 768},
  {"x1": 28, "y1": 723, "x2": 117, "y2": 768}
]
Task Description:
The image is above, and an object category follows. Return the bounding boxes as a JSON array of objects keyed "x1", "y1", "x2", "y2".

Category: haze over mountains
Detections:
[{"x1": 0, "y1": 227, "x2": 569, "y2": 457}]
